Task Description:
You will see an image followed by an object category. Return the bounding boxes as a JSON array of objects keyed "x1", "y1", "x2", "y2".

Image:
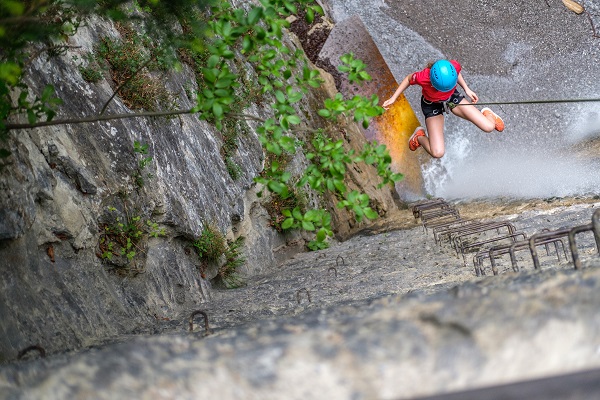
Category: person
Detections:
[{"x1": 382, "y1": 59, "x2": 504, "y2": 158}]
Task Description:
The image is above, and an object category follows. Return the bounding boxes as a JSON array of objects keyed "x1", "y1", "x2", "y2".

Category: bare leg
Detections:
[
  {"x1": 418, "y1": 115, "x2": 445, "y2": 158},
  {"x1": 451, "y1": 98, "x2": 495, "y2": 132}
]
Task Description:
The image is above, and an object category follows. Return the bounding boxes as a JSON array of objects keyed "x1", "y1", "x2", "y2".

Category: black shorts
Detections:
[{"x1": 420, "y1": 90, "x2": 465, "y2": 119}]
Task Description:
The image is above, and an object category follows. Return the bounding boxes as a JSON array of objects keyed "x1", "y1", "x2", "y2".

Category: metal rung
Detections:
[
  {"x1": 437, "y1": 221, "x2": 503, "y2": 245},
  {"x1": 415, "y1": 202, "x2": 453, "y2": 220},
  {"x1": 450, "y1": 222, "x2": 517, "y2": 255},
  {"x1": 460, "y1": 232, "x2": 527, "y2": 267}
]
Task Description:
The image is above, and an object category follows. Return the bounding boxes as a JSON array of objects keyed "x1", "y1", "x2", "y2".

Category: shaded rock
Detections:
[
  {"x1": 0, "y1": 8, "x2": 401, "y2": 362},
  {"x1": 3, "y1": 258, "x2": 600, "y2": 399}
]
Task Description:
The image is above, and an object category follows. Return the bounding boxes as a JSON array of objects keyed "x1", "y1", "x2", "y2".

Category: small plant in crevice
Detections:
[
  {"x1": 76, "y1": 51, "x2": 106, "y2": 83},
  {"x1": 193, "y1": 224, "x2": 227, "y2": 262},
  {"x1": 99, "y1": 206, "x2": 144, "y2": 262},
  {"x1": 97, "y1": 204, "x2": 165, "y2": 275},
  {"x1": 225, "y1": 156, "x2": 242, "y2": 180},
  {"x1": 133, "y1": 140, "x2": 153, "y2": 188},
  {"x1": 193, "y1": 225, "x2": 245, "y2": 288},
  {"x1": 220, "y1": 116, "x2": 251, "y2": 181},
  {"x1": 96, "y1": 23, "x2": 177, "y2": 111},
  {"x1": 263, "y1": 188, "x2": 308, "y2": 232},
  {"x1": 96, "y1": 141, "x2": 164, "y2": 275},
  {"x1": 79, "y1": 64, "x2": 104, "y2": 83},
  {"x1": 216, "y1": 237, "x2": 245, "y2": 289}
]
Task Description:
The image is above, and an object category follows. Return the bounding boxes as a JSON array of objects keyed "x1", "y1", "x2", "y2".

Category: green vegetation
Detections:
[
  {"x1": 78, "y1": 52, "x2": 105, "y2": 83},
  {"x1": 97, "y1": 141, "x2": 165, "y2": 274},
  {"x1": 98, "y1": 204, "x2": 166, "y2": 274},
  {"x1": 1, "y1": 0, "x2": 403, "y2": 251},
  {"x1": 193, "y1": 224, "x2": 228, "y2": 261},
  {"x1": 99, "y1": 206, "x2": 143, "y2": 262},
  {"x1": 217, "y1": 236, "x2": 245, "y2": 288},
  {"x1": 264, "y1": 186, "x2": 308, "y2": 230},
  {"x1": 220, "y1": 118, "x2": 249, "y2": 180},
  {"x1": 193, "y1": 225, "x2": 246, "y2": 288},
  {"x1": 133, "y1": 140, "x2": 153, "y2": 188},
  {"x1": 97, "y1": 24, "x2": 177, "y2": 111}
]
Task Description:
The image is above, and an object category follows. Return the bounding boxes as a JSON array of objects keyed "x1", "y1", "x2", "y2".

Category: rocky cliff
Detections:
[{"x1": 0, "y1": 8, "x2": 400, "y2": 362}]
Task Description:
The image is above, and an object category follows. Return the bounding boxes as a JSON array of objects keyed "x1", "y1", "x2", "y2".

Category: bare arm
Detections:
[
  {"x1": 382, "y1": 74, "x2": 412, "y2": 109},
  {"x1": 457, "y1": 72, "x2": 478, "y2": 103}
]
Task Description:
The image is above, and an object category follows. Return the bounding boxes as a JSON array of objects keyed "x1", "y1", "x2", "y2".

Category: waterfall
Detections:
[{"x1": 323, "y1": 0, "x2": 600, "y2": 200}]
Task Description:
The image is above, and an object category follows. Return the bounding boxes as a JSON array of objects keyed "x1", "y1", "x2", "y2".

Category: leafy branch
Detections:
[{"x1": 1, "y1": 0, "x2": 404, "y2": 251}]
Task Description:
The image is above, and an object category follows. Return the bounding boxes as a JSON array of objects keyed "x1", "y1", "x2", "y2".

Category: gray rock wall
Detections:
[{"x1": 0, "y1": 11, "x2": 400, "y2": 362}]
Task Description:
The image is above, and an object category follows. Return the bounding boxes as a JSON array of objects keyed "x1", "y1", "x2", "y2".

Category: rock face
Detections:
[
  {"x1": 3, "y1": 2, "x2": 600, "y2": 398},
  {"x1": 0, "y1": 11, "x2": 400, "y2": 361},
  {"x1": 2, "y1": 203, "x2": 600, "y2": 399}
]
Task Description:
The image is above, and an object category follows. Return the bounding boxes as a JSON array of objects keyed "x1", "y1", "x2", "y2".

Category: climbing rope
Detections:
[{"x1": 455, "y1": 97, "x2": 600, "y2": 107}]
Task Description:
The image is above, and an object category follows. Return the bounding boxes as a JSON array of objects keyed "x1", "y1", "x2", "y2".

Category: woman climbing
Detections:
[{"x1": 382, "y1": 59, "x2": 504, "y2": 158}]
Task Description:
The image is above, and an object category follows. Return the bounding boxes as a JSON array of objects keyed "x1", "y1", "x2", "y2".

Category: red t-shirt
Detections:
[{"x1": 410, "y1": 60, "x2": 461, "y2": 102}]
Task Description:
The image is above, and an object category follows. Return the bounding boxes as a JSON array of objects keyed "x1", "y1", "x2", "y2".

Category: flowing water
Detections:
[{"x1": 321, "y1": 0, "x2": 600, "y2": 201}]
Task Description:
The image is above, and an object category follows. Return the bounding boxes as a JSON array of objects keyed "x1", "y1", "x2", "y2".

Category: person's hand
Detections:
[
  {"x1": 382, "y1": 97, "x2": 395, "y2": 110},
  {"x1": 466, "y1": 89, "x2": 478, "y2": 104}
]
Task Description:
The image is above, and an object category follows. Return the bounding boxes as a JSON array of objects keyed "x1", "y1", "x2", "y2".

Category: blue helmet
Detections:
[{"x1": 430, "y1": 60, "x2": 457, "y2": 92}]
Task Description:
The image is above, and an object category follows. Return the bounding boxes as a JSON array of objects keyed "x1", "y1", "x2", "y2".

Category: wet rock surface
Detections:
[{"x1": 324, "y1": 0, "x2": 600, "y2": 199}]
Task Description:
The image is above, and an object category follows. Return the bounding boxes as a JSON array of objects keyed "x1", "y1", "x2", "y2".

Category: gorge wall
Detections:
[{"x1": 0, "y1": 6, "x2": 401, "y2": 362}]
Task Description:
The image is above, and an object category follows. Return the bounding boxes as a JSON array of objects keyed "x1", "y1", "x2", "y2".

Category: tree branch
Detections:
[
  {"x1": 4, "y1": 108, "x2": 197, "y2": 130},
  {"x1": 101, "y1": 56, "x2": 155, "y2": 115}
]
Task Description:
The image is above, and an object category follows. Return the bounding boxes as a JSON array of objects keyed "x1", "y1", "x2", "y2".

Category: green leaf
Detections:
[
  {"x1": 268, "y1": 180, "x2": 285, "y2": 194},
  {"x1": 307, "y1": 79, "x2": 321, "y2": 88},
  {"x1": 207, "y1": 55, "x2": 220, "y2": 69},
  {"x1": 256, "y1": 27, "x2": 267, "y2": 40},
  {"x1": 279, "y1": 136, "x2": 295, "y2": 152},
  {"x1": 41, "y1": 85, "x2": 54, "y2": 101},
  {"x1": 215, "y1": 78, "x2": 233, "y2": 88},
  {"x1": 364, "y1": 207, "x2": 379, "y2": 220},
  {"x1": 212, "y1": 102, "x2": 223, "y2": 117},
  {"x1": 304, "y1": 210, "x2": 318, "y2": 221},
  {"x1": 202, "y1": 68, "x2": 218, "y2": 83},
  {"x1": 326, "y1": 179, "x2": 335, "y2": 192},
  {"x1": 392, "y1": 173, "x2": 404, "y2": 181},
  {"x1": 275, "y1": 90, "x2": 285, "y2": 104},
  {"x1": 358, "y1": 193, "x2": 370, "y2": 205},
  {"x1": 242, "y1": 35, "x2": 253, "y2": 53},
  {"x1": 2, "y1": 1, "x2": 25, "y2": 16},
  {"x1": 27, "y1": 109, "x2": 36, "y2": 125},
  {"x1": 266, "y1": 142, "x2": 282, "y2": 155},
  {"x1": 286, "y1": 115, "x2": 301, "y2": 125},
  {"x1": 306, "y1": 8, "x2": 314, "y2": 24},
  {"x1": 292, "y1": 207, "x2": 303, "y2": 221},
  {"x1": 222, "y1": 21, "x2": 232, "y2": 37},
  {"x1": 353, "y1": 205, "x2": 364, "y2": 220},
  {"x1": 43, "y1": 108, "x2": 55, "y2": 121},
  {"x1": 214, "y1": 89, "x2": 230, "y2": 97},
  {"x1": 281, "y1": 171, "x2": 292, "y2": 182},
  {"x1": 302, "y1": 220, "x2": 315, "y2": 231},
  {"x1": 316, "y1": 228, "x2": 326, "y2": 242},
  {"x1": 281, "y1": 218, "x2": 294, "y2": 230},
  {"x1": 248, "y1": 7, "x2": 264, "y2": 25},
  {"x1": 333, "y1": 180, "x2": 346, "y2": 193},
  {"x1": 284, "y1": 1, "x2": 297, "y2": 13}
]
